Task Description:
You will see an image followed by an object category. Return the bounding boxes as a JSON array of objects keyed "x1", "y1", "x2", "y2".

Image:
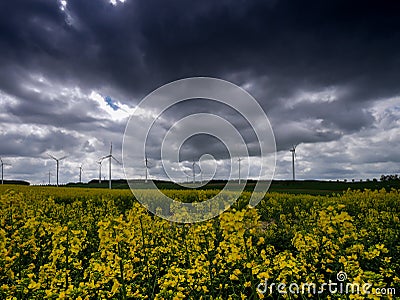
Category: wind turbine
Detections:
[
  {"x1": 101, "y1": 142, "x2": 121, "y2": 189},
  {"x1": 290, "y1": 145, "x2": 297, "y2": 181},
  {"x1": 48, "y1": 154, "x2": 68, "y2": 187},
  {"x1": 78, "y1": 164, "x2": 83, "y2": 183},
  {"x1": 192, "y1": 160, "x2": 196, "y2": 184},
  {"x1": 48, "y1": 171, "x2": 52, "y2": 185},
  {"x1": 97, "y1": 159, "x2": 103, "y2": 184},
  {"x1": 144, "y1": 156, "x2": 152, "y2": 183},
  {"x1": 0, "y1": 157, "x2": 11, "y2": 185},
  {"x1": 189, "y1": 159, "x2": 203, "y2": 184},
  {"x1": 238, "y1": 157, "x2": 242, "y2": 184}
]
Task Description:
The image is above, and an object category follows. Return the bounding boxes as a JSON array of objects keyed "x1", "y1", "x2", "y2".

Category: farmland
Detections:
[
  {"x1": 0, "y1": 185, "x2": 399, "y2": 299},
  {"x1": 67, "y1": 179, "x2": 400, "y2": 196}
]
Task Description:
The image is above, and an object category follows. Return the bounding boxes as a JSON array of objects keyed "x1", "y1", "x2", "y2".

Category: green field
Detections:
[{"x1": 63, "y1": 179, "x2": 400, "y2": 195}]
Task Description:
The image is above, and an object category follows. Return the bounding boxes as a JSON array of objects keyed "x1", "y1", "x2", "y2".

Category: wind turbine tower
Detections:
[
  {"x1": 0, "y1": 157, "x2": 11, "y2": 185},
  {"x1": 238, "y1": 157, "x2": 242, "y2": 184},
  {"x1": 290, "y1": 145, "x2": 297, "y2": 181},
  {"x1": 48, "y1": 154, "x2": 67, "y2": 187},
  {"x1": 78, "y1": 164, "x2": 83, "y2": 183},
  {"x1": 145, "y1": 156, "x2": 149, "y2": 183},
  {"x1": 101, "y1": 143, "x2": 121, "y2": 189},
  {"x1": 97, "y1": 159, "x2": 103, "y2": 184},
  {"x1": 192, "y1": 161, "x2": 196, "y2": 184}
]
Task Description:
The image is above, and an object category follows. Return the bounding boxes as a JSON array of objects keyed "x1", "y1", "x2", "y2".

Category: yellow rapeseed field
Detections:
[{"x1": 0, "y1": 186, "x2": 398, "y2": 299}]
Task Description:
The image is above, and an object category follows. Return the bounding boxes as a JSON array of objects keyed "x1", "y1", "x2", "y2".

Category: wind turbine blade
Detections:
[
  {"x1": 59, "y1": 156, "x2": 68, "y2": 161},
  {"x1": 102, "y1": 155, "x2": 111, "y2": 160},
  {"x1": 111, "y1": 156, "x2": 121, "y2": 164},
  {"x1": 47, "y1": 153, "x2": 57, "y2": 160}
]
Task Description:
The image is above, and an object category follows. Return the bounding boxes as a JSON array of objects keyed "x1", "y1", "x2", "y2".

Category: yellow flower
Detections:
[
  {"x1": 230, "y1": 274, "x2": 239, "y2": 281},
  {"x1": 233, "y1": 269, "x2": 242, "y2": 276},
  {"x1": 173, "y1": 291, "x2": 185, "y2": 300},
  {"x1": 111, "y1": 279, "x2": 120, "y2": 294},
  {"x1": 28, "y1": 281, "x2": 40, "y2": 290},
  {"x1": 257, "y1": 237, "x2": 265, "y2": 245}
]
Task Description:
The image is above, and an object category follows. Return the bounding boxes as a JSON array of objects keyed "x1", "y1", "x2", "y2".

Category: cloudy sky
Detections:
[{"x1": 0, "y1": 0, "x2": 399, "y2": 184}]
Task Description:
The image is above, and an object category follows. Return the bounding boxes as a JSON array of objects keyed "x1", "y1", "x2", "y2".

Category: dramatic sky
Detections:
[{"x1": 0, "y1": 0, "x2": 399, "y2": 184}]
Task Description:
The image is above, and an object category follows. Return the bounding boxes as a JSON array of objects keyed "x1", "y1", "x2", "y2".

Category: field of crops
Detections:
[{"x1": 0, "y1": 186, "x2": 399, "y2": 299}]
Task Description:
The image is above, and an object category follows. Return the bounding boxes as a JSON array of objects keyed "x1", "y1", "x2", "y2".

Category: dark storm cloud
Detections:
[
  {"x1": 0, "y1": 129, "x2": 80, "y2": 157},
  {"x1": 2, "y1": 0, "x2": 399, "y2": 102},
  {"x1": 0, "y1": 0, "x2": 399, "y2": 182}
]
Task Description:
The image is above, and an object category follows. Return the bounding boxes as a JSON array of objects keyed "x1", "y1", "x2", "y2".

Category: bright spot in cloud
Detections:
[
  {"x1": 89, "y1": 91, "x2": 132, "y2": 121},
  {"x1": 59, "y1": 0, "x2": 67, "y2": 11},
  {"x1": 89, "y1": 91, "x2": 160, "y2": 123},
  {"x1": 287, "y1": 87, "x2": 341, "y2": 108},
  {"x1": 109, "y1": 0, "x2": 125, "y2": 6}
]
